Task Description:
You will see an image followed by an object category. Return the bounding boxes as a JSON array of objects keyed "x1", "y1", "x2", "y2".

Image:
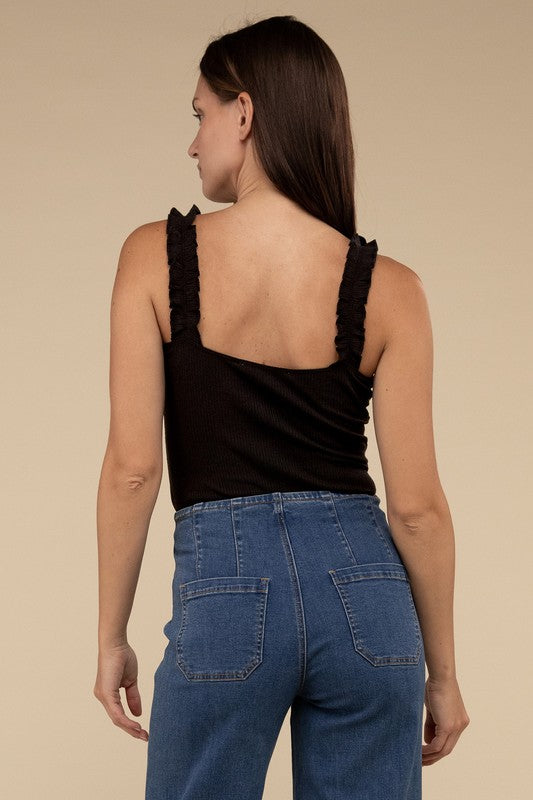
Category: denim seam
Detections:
[
  {"x1": 333, "y1": 568, "x2": 408, "y2": 583},
  {"x1": 191, "y1": 506, "x2": 202, "y2": 580},
  {"x1": 275, "y1": 503, "x2": 307, "y2": 693},
  {"x1": 229, "y1": 499, "x2": 242, "y2": 577},
  {"x1": 328, "y1": 491, "x2": 359, "y2": 565},
  {"x1": 180, "y1": 582, "x2": 270, "y2": 598},
  {"x1": 368, "y1": 501, "x2": 396, "y2": 561},
  {"x1": 173, "y1": 492, "x2": 377, "y2": 521}
]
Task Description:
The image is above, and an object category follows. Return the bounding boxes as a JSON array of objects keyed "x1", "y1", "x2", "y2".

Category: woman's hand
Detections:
[
  {"x1": 93, "y1": 643, "x2": 149, "y2": 741},
  {"x1": 422, "y1": 675, "x2": 470, "y2": 765}
]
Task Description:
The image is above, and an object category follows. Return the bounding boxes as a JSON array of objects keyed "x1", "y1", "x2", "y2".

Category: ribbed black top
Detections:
[{"x1": 162, "y1": 205, "x2": 379, "y2": 511}]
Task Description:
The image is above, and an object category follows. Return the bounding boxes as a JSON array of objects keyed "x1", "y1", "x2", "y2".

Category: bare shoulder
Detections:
[
  {"x1": 372, "y1": 252, "x2": 423, "y2": 293},
  {"x1": 369, "y1": 253, "x2": 427, "y2": 330},
  {"x1": 115, "y1": 219, "x2": 168, "y2": 284},
  {"x1": 121, "y1": 218, "x2": 167, "y2": 250}
]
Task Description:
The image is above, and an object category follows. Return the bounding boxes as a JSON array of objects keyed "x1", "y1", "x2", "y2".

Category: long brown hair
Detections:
[{"x1": 199, "y1": 15, "x2": 358, "y2": 238}]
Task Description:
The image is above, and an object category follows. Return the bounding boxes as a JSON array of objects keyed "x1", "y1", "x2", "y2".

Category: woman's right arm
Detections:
[{"x1": 370, "y1": 257, "x2": 470, "y2": 765}]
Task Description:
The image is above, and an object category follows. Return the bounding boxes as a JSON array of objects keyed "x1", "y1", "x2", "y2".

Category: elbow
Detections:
[
  {"x1": 389, "y1": 512, "x2": 433, "y2": 534},
  {"x1": 124, "y1": 472, "x2": 157, "y2": 492},
  {"x1": 102, "y1": 452, "x2": 162, "y2": 489},
  {"x1": 387, "y1": 495, "x2": 450, "y2": 533},
  {"x1": 116, "y1": 467, "x2": 162, "y2": 495}
]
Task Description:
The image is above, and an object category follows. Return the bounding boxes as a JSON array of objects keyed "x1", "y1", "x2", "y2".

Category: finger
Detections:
[
  {"x1": 423, "y1": 710, "x2": 435, "y2": 744},
  {"x1": 421, "y1": 731, "x2": 449, "y2": 757},
  {"x1": 422, "y1": 737, "x2": 455, "y2": 766},
  {"x1": 104, "y1": 690, "x2": 147, "y2": 739},
  {"x1": 422, "y1": 742, "x2": 449, "y2": 766},
  {"x1": 427, "y1": 729, "x2": 461, "y2": 760},
  {"x1": 125, "y1": 681, "x2": 142, "y2": 716}
]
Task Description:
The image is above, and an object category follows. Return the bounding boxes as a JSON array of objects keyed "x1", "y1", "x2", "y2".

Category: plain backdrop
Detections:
[{"x1": 2, "y1": 1, "x2": 532, "y2": 797}]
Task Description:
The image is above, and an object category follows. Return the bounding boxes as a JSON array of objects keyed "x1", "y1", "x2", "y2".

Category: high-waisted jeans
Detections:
[{"x1": 145, "y1": 490, "x2": 426, "y2": 799}]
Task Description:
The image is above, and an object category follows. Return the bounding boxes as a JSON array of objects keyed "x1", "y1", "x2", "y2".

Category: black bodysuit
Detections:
[{"x1": 162, "y1": 205, "x2": 379, "y2": 511}]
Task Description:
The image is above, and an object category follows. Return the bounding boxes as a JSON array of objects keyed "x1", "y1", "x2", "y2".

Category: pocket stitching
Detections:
[
  {"x1": 329, "y1": 566, "x2": 422, "y2": 666},
  {"x1": 176, "y1": 577, "x2": 270, "y2": 681}
]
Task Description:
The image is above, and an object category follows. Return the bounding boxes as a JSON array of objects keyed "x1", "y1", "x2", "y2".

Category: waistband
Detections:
[{"x1": 174, "y1": 490, "x2": 380, "y2": 522}]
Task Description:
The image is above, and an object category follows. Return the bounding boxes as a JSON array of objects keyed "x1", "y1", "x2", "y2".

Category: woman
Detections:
[{"x1": 94, "y1": 15, "x2": 469, "y2": 800}]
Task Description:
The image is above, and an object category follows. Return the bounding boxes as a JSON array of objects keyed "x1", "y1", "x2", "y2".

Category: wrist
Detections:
[
  {"x1": 98, "y1": 631, "x2": 128, "y2": 650},
  {"x1": 427, "y1": 669, "x2": 457, "y2": 683},
  {"x1": 426, "y1": 653, "x2": 457, "y2": 682}
]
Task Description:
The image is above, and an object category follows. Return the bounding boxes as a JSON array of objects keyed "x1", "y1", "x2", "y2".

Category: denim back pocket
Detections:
[
  {"x1": 328, "y1": 562, "x2": 422, "y2": 666},
  {"x1": 176, "y1": 575, "x2": 270, "y2": 681}
]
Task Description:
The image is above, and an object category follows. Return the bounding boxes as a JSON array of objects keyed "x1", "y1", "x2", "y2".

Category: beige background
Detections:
[{"x1": 2, "y1": 1, "x2": 532, "y2": 797}]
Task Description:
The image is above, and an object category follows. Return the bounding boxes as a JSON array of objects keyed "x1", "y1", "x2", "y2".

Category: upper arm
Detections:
[
  {"x1": 371, "y1": 259, "x2": 445, "y2": 520},
  {"x1": 104, "y1": 222, "x2": 166, "y2": 478}
]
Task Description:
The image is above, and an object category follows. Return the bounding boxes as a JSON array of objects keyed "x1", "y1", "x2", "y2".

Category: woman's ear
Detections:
[{"x1": 236, "y1": 92, "x2": 254, "y2": 139}]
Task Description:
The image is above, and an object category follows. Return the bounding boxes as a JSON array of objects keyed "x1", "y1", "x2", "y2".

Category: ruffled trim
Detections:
[
  {"x1": 166, "y1": 205, "x2": 201, "y2": 340},
  {"x1": 334, "y1": 233, "x2": 379, "y2": 364}
]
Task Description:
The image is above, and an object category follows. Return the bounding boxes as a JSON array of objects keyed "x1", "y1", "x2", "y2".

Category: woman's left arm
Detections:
[{"x1": 93, "y1": 221, "x2": 166, "y2": 742}]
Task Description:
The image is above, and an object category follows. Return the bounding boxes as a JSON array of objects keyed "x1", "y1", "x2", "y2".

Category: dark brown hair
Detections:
[{"x1": 199, "y1": 15, "x2": 358, "y2": 238}]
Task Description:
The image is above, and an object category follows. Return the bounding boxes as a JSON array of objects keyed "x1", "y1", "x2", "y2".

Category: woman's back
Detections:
[
  {"x1": 150, "y1": 199, "x2": 393, "y2": 377},
  {"x1": 149, "y1": 199, "x2": 402, "y2": 511}
]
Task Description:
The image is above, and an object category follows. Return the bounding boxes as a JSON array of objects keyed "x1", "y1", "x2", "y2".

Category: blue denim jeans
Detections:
[{"x1": 145, "y1": 490, "x2": 426, "y2": 799}]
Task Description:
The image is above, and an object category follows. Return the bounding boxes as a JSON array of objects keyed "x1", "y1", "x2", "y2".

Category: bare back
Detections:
[{"x1": 150, "y1": 205, "x2": 391, "y2": 378}]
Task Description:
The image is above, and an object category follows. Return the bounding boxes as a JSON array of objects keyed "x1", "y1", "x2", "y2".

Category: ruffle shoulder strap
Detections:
[
  {"x1": 334, "y1": 233, "x2": 379, "y2": 366},
  {"x1": 166, "y1": 204, "x2": 201, "y2": 340}
]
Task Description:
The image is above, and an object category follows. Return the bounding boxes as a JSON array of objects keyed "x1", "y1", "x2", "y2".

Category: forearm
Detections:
[
  {"x1": 96, "y1": 457, "x2": 161, "y2": 649},
  {"x1": 387, "y1": 501, "x2": 456, "y2": 680}
]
